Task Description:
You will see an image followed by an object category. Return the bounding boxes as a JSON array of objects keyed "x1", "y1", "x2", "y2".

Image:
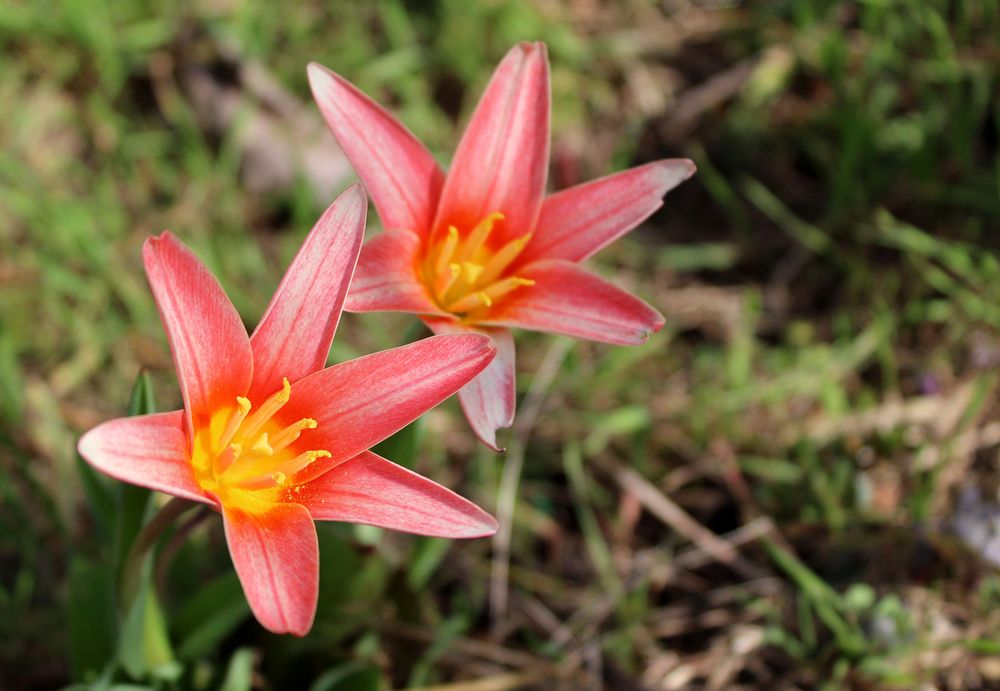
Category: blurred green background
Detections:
[{"x1": 2, "y1": 0, "x2": 999, "y2": 689}]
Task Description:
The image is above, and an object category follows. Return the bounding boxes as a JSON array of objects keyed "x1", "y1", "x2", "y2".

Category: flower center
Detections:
[
  {"x1": 421, "y1": 212, "x2": 534, "y2": 321},
  {"x1": 191, "y1": 377, "x2": 328, "y2": 510}
]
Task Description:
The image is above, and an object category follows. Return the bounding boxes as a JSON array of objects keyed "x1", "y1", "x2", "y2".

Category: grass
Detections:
[{"x1": 1, "y1": 0, "x2": 999, "y2": 689}]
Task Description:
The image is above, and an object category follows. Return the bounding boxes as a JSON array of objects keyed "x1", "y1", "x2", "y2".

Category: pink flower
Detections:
[
  {"x1": 78, "y1": 186, "x2": 498, "y2": 636},
  {"x1": 308, "y1": 42, "x2": 694, "y2": 449}
]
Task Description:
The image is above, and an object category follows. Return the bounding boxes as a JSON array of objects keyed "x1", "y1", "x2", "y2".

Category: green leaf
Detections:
[
  {"x1": 312, "y1": 525, "x2": 391, "y2": 639},
  {"x1": 174, "y1": 573, "x2": 250, "y2": 660},
  {"x1": 67, "y1": 557, "x2": 117, "y2": 682},
  {"x1": 126, "y1": 371, "x2": 155, "y2": 417},
  {"x1": 309, "y1": 662, "x2": 383, "y2": 691},
  {"x1": 582, "y1": 405, "x2": 649, "y2": 456},
  {"x1": 119, "y1": 577, "x2": 181, "y2": 681},
  {"x1": 408, "y1": 614, "x2": 468, "y2": 687},
  {"x1": 218, "y1": 648, "x2": 256, "y2": 691},
  {"x1": 407, "y1": 537, "x2": 451, "y2": 591},
  {"x1": 75, "y1": 454, "x2": 116, "y2": 540},
  {"x1": 563, "y1": 442, "x2": 621, "y2": 599},
  {"x1": 371, "y1": 418, "x2": 423, "y2": 470}
]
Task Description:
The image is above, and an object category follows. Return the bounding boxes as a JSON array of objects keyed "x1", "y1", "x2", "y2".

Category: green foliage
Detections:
[{"x1": 2, "y1": 0, "x2": 999, "y2": 688}]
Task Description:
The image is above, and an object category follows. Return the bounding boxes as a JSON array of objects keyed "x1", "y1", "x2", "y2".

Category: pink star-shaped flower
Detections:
[
  {"x1": 309, "y1": 42, "x2": 694, "y2": 448},
  {"x1": 78, "y1": 186, "x2": 498, "y2": 635}
]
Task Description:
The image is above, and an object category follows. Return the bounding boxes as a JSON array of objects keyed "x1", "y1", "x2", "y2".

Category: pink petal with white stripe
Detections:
[
  {"x1": 223, "y1": 502, "x2": 319, "y2": 636},
  {"x1": 77, "y1": 411, "x2": 210, "y2": 505},
  {"x1": 249, "y1": 185, "x2": 366, "y2": 401},
  {"x1": 523, "y1": 159, "x2": 696, "y2": 264},
  {"x1": 300, "y1": 451, "x2": 497, "y2": 538},
  {"x1": 279, "y1": 334, "x2": 496, "y2": 483},
  {"x1": 308, "y1": 63, "x2": 444, "y2": 236},
  {"x1": 432, "y1": 42, "x2": 550, "y2": 244},
  {"x1": 143, "y1": 233, "x2": 253, "y2": 437},
  {"x1": 483, "y1": 260, "x2": 664, "y2": 346},
  {"x1": 425, "y1": 319, "x2": 515, "y2": 451}
]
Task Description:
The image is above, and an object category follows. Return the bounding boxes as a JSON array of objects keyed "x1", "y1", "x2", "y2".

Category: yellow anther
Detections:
[
  {"x1": 228, "y1": 449, "x2": 332, "y2": 488},
  {"x1": 447, "y1": 291, "x2": 492, "y2": 313},
  {"x1": 270, "y1": 418, "x2": 318, "y2": 454},
  {"x1": 434, "y1": 226, "x2": 460, "y2": 276},
  {"x1": 219, "y1": 396, "x2": 252, "y2": 449},
  {"x1": 474, "y1": 233, "x2": 532, "y2": 289},
  {"x1": 272, "y1": 472, "x2": 288, "y2": 487},
  {"x1": 458, "y1": 211, "x2": 504, "y2": 262},
  {"x1": 270, "y1": 449, "x2": 331, "y2": 478},
  {"x1": 241, "y1": 378, "x2": 292, "y2": 441},
  {"x1": 482, "y1": 276, "x2": 535, "y2": 302}
]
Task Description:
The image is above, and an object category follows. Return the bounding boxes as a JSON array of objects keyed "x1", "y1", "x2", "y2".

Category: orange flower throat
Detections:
[
  {"x1": 421, "y1": 212, "x2": 534, "y2": 321},
  {"x1": 191, "y1": 377, "x2": 328, "y2": 512}
]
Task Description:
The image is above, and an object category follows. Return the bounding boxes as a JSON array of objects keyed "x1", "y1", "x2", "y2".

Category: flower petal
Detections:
[
  {"x1": 343, "y1": 228, "x2": 447, "y2": 316},
  {"x1": 299, "y1": 451, "x2": 497, "y2": 538},
  {"x1": 249, "y1": 186, "x2": 366, "y2": 400},
  {"x1": 143, "y1": 232, "x2": 253, "y2": 436},
  {"x1": 482, "y1": 260, "x2": 664, "y2": 346},
  {"x1": 433, "y1": 42, "x2": 549, "y2": 245},
  {"x1": 522, "y1": 159, "x2": 696, "y2": 264},
  {"x1": 425, "y1": 319, "x2": 515, "y2": 451},
  {"x1": 222, "y1": 502, "x2": 319, "y2": 636},
  {"x1": 77, "y1": 411, "x2": 211, "y2": 505},
  {"x1": 308, "y1": 62, "x2": 444, "y2": 236},
  {"x1": 280, "y1": 334, "x2": 496, "y2": 483}
]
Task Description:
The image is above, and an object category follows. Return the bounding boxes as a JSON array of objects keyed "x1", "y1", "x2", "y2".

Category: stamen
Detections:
[
  {"x1": 269, "y1": 418, "x2": 317, "y2": 454},
  {"x1": 240, "y1": 377, "x2": 291, "y2": 441},
  {"x1": 434, "y1": 226, "x2": 460, "y2": 276},
  {"x1": 447, "y1": 291, "x2": 493, "y2": 313},
  {"x1": 458, "y1": 212, "x2": 504, "y2": 262},
  {"x1": 433, "y1": 262, "x2": 461, "y2": 299},
  {"x1": 418, "y1": 212, "x2": 535, "y2": 320},
  {"x1": 482, "y1": 276, "x2": 535, "y2": 302},
  {"x1": 198, "y1": 374, "x2": 333, "y2": 498},
  {"x1": 214, "y1": 442, "x2": 242, "y2": 475},
  {"x1": 219, "y1": 397, "x2": 251, "y2": 449},
  {"x1": 270, "y1": 449, "x2": 331, "y2": 477},
  {"x1": 225, "y1": 450, "x2": 331, "y2": 489},
  {"x1": 474, "y1": 233, "x2": 532, "y2": 289}
]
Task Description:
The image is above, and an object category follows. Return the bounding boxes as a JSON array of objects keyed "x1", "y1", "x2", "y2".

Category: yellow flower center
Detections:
[
  {"x1": 421, "y1": 212, "x2": 534, "y2": 321},
  {"x1": 191, "y1": 377, "x2": 328, "y2": 513}
]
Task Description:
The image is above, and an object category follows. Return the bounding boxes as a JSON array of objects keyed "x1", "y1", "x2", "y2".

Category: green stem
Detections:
[
  {"x1": 119, "y1": 496, "x2": 196, "y2": 609},
  {"x1": 154, "y1": 505, "x2": 211, "y2": 594}
]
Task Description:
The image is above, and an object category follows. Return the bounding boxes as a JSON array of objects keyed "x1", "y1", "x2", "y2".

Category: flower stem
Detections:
[
  {"x1": 119, "y1": 496, "x2": 196, "y2": 609},
  {"x1": 154, "y1": 505, "x2": 212, "y2": 594},
  {"x1": 490, "y1": 337, "x2": 573, "y2": 625}
]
